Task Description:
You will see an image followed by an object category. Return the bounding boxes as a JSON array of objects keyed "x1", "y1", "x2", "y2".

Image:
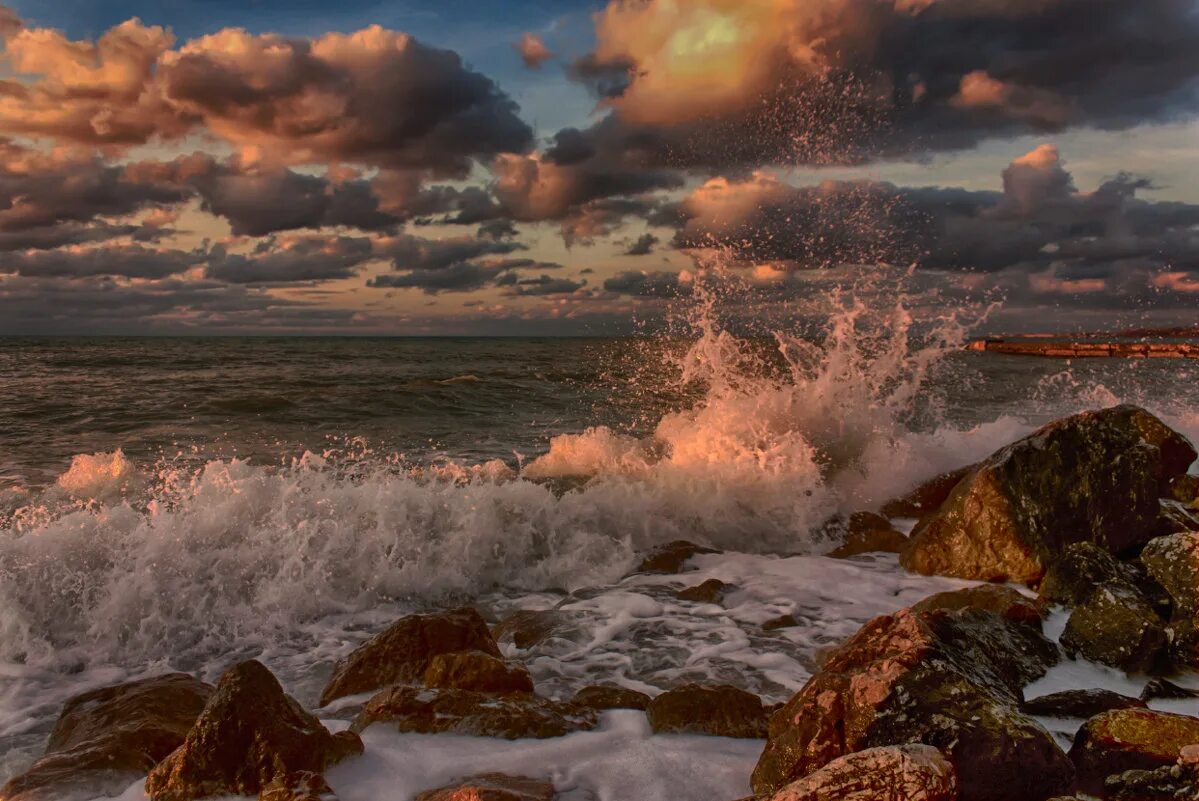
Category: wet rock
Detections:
[
  {"x1": 1060, "y1": 583, "x2": 1168, "y2": 673},
  {"x1": 492, "y1": 610, "x2": 571, "y2": 649},
  {"x1": 634, "y1": 540, "x2": 721, "y2": 574},
  {"x1": 320, "y1": 608, "x2": 500, "y2": 705},
  {"x1": 763, "y1": 614, "x2": 800, "y2": 631},
  {"x1": 1069, "y1": 708, "x2": 1199, "y2": 795},
  {"x1": 825, "y1": 512, "x2": 909, "y2": 558},
  {"x1": 646, "y1": 684, "x2": 768, "y2": 738},
  {"x1": 880, "y1": 465, "x2": 975, "y2": 519},
  {"x1": 1167, "y1": 474, "x2": 1199, "y2": 504},
  {"x1": 752, "y1": 608, "x2": 1069, "y2": 801},
  {"x1": 765, "y1": 744, "x2": 957, "y2": 801},
  {"x1": 0, "y1": 674, "x2": 213, "y2": 801},
  {"x1": 1139, "y1": 532, "x2": 1199, "y2": 669},
  {"x1": 1105, "y1": 745, "x2": 1199, "y2": 801},
  {"x1": 349, "y1": 687, "x2": 596, "y2": 739},
  {"x1": 1155, "y1": 499, "x2": 1199, "y2": 537},
  {"x1": 422, "y1": 651, "x2": 534, "y2": 694},
  {"x1": 1140, "y1": 678, "x2": 1199, "y2": 702},
  {"x1": 570, "y1": 685, "x2": 651, "y2": 711},
  {"x1": 902, "y1": 406, "x2": 1195, "y2": 584},
  {"x1": 415, "y1": 774, "x2": 554, "y2": 801},
  {"x1": 676, "y1": 579, "x2": 736, "y2": 604},
  {"x1": 145, "y1": 661, "x2": 361, "y2": 801},
  {"x1": 1022, "y1": 689, "x2": 1147, "y2": 718},
  {"x1": 259, "y1": 772, "x2": 336, "y2": 801},
  {"x1": 1038, "y1": 543, "x2": 1149, "y2": 608},
  {"x1": 911, "y1": 584, "x2": 1043, "y2": 625}
]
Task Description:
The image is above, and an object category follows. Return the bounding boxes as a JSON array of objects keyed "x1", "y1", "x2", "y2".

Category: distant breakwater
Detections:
[{"x1": 968, "y1": 338, "x2": 1199, "y2": 359}]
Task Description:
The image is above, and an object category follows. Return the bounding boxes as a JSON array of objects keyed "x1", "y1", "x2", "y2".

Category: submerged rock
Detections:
[
  {"x1": 422, "y1": 650, "x2": 534, "y2": 694},
  {"x1": 911, "y1": 584, "x2": 1043, "y2": 625},
  {"x1": 880, "y1": 465, "x2": 975, "y2": 519},
  {"x1": 1069, "y1": 708, "x2": 1199, "y2": 795},
  {"x1": 762, "y1": 614, "x2": 800, "y2": 631},
  {"x1": 145, "y1": 661, "x2": 360, "y2": 801},
  {"x1": 349, "y1": 687, "x2": 596, "y2": 739},
  {"x1": 634, "y1": 540, "x2": 721, "y2": 574},
  {"x1": 492, "y1": 610, "x2": 572, "y2": 649},
  {"x1": 765, "y1": 745, "x2": 957, "y2": 801},
  {"x1": 824, "y1": 512, "x2": 908, "y2": 558},
  {"x1": 752, "y1": 607, "x2": 1069, "y2": 801},
  {"x1": 676, "y1": 579, "x2": 736, "y2": 604},
  {"x1": 646, "y1": 684, "x2": 768, "y2": 739},
  {"x1": 902, "y1": 406, "x2": 1195, "y2": 584},
  {"x1": 0, "y1": 674, "x2": 213, "y2": 801},
  {"x1": 320, "y1": 608, "x2": 500, "y2": 705},
  {"x1": 570, "y1": 685, "x2": 651, "y2": 711},
  {"x1": 1022, "y1": 689, "x2": 1147, "y2": 719},
  {"x1": 415, "y1": 774, "x2": 554, "y2": 801}
]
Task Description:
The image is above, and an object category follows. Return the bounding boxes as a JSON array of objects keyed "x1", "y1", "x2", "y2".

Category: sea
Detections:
[{"x1": 2, "y1": 308, "x2": 1198, "y2": 799}]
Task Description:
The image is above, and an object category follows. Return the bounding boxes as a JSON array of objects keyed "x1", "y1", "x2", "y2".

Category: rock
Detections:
[
  {"x1": 1022, "y1": 689, "x2": 1147, "y2": 718},
  {"x1": 1155, "y1": 499, "x2": 1199, "y2": 537},
  {"x1": 349, "y1": 687, "x2": 596, "y2": 739},
  {"x1": 1069, "y1": 708, "x2": 1199, "y2": 795},
  {"x1": 1140, "y1": 678, "x2": 1199, "y2": 702},
  {"x1": 0, "y1": 674, "x2": 213, "y2": 801},
  {"x1": 880, "y1": 465, "x2": 975, "y2": 519},
  {"x1": 1139, "y1": 532, "x2": 1199, "y2": 668},
  {"x1": 676, "y1": 579, "x2": 735, "y2": 604},
  {"x1": 752, "y1": 608, "x2": 1070, "y2": 801},
  {"x1": 259, "y1": 772, "x2": 336, "y2": 801},
  {"x1": 1105, "y1": 746, "x2": 1199, "y2": 801},
  {"x1": 825, "y1": 512, "x2": 909, "y2": 558},
  {"x1": 646, "y1": 684, "x2": 768, "y2": 738},
  {"x1": 634, "y1": 540, "x2": 721, "y2": 574},
  {"x1": 422, "y1": 651, "x2": 534, "y2": 694},
  {"x1": 415, "y1": 774, "x2": 554, "y2": 801},
  {"x1": 763, "y1": 614, "x2": 800, "y2": 631},
  {"x1": 1060, "y1": 583, "x2": 1168, "y2": 673},
  {"x1": 911, "y1": 584, "x2": 1043, "y2": 625},
  {"x1": 320, "y1": 608, "x2": 500, "y2": 706},
  {"x1": 902, "y1": 406, "x2": 1195, "y2": 584},
  {"x1": 1167, "y1": 474, "x2": 1199, "y2": 503},
  {"x1": 570, "y1": 685, "x2": 651, "y2": 711},
  {"x1": 1038, "y1": 543, "x2": 1149, "y2": 608},
  {"x1": 145, "y1": 661, "x2": 362, "y2": 801},
  {"x1": 492, "y1": 610, "x2": 571, "y2": 649},
  {"x1": 765, "y1": 745, "x2": 957, "y2": 801}
]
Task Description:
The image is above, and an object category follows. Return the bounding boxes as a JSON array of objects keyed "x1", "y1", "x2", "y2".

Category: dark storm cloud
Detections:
[
  {"x1": 624, "y1": 233, "x2": 659, "y2": 256},
  {"x1": 602, "y1": 270, "x2": 688, "y2": 298},
  {"x1": 0, "y1": 244, "x2": 204, "y2": 279},
  {"x1": 205, "y1": 235, "x2": 377, "y2": 284}
]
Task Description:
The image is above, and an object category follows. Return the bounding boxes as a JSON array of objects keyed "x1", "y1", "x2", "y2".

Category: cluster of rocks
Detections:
[{"x1": 3, "y1": 404, "x2": 1198, "y2": 801}]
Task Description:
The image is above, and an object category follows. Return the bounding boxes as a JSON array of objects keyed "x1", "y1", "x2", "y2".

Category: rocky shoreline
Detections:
[{"x1": 4, "y1": 404, "x2": 1199, "y2": 801}]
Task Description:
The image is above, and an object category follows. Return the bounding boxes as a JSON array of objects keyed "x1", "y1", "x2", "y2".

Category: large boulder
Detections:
[
  {"x1": 752, "y1": 608, "x2": 1070, "y2": 801},
  {"x1": 415, "y1": 774, "x2": 555, "y2": 801},
  {"x1": 881, "y1": 465, "x2": 975, "y2": 519},
  {"x1": 320, "y1": 608, "x2": 500, "y2": 705},
  {"x1": 823, "y1": 512, "x2": 908, "y2": 558},
  {"x1": 422, "y1": 651, "x2": 534, "y2": 694},
  {"x1": 902, "y1": 406, "x2": 1196, "y2": 584},
  {"x1": 1069, "y1": 708, "x2": 1199, "y2": 795},
  {"x1": 1141, "y1": 531, "x2": 1199, "y2": 668},
  {"x1": 646, "y1": 684, "x2": 768, "y2": 738},
  {"x1": 0, "y1": 674, "x2": 213, "y2": 801},
  {"x1": 766, "y1": 745, "x2": 957, "y2": 801},
  {"x1": 145, "y1": 661, "x2": 361, "y2": 801},
  {"x1": 1022, "y1": 689, "x2": 1146, "y2": 719},
  {"x1": 911, "y1": 585, "x2": 1043, "y2": 625},
  {"x1": 349, "y1": 686, "x2": 596, "y2": 739}
]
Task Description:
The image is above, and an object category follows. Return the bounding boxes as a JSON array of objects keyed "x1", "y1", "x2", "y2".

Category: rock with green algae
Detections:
[
  {"x1": 1069, "y1": 708, "x2": 1199, "y2": 795},
  {"x1": 646, "y1": 684, "x2": 768, "y2": 738}
]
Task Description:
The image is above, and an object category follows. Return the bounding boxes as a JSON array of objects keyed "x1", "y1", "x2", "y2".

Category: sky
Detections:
[{"x1": 0, "y1": 0, "x2": 1197, "y2": 335}]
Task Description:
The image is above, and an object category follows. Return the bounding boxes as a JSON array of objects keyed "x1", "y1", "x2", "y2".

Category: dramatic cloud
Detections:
[
  {"x1": 625, "y1": 233, "x2": 659, "y2": 256},
  {"x1": 205, "y1": 235, "x2": 377, "y2": 284},
  {"x1": 516, "y1": 33, "x2": 553, "y2": 69},
  {"x1": 0, "y1": 244, "x2": 202, "y2": 278},
  {"x1": 368, "y1": 233, "x2": 564, "y2": 294}
]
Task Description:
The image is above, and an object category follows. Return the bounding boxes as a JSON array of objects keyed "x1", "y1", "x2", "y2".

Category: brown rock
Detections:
[
  {"x1": 320, "y1": 608, "x2": 500, "y2": 706},
  {"x1": 646, "y1": 684, "x2": 768, "y2": 738},
  {"x1": 1137, "y1": 532, "x2": 1199, "y2": 669},
  {"x1": 902, "y1": 406, "x2": 1195, "y2": 584},
  {"x1": 1105, "y1": 748, "x2": 1199, "y2": 801},
  {"x1": 423, "y1": 651, "x2": 534, "y2": 694},
  {"x1": 1167, "y1": 474, "x2": 1199, "y2": 503},
  {"x1": 765, "y1": 745, "x2": 957, "y2": 801},
  {"x1": 1069, "y1": 708, "x2": 1199, "y2": 795},
  {"x1": 0, "y1": 674, "x2": 213, "y2": 801},
  {"x1": 752, "y1": 608, "x2": 1070, "y2": 801},
  {"x1": 492, "y1": 610, "x2": 571, "y2": 649},
  {"x1": 1059, "y1": 583, "x2": 1168, "y2": 673},
  {"x1": 415, "y1": 774, "x2": 554, "y2": 801},
  {"x1": 676, "y1": 579, "x2": 735, "y2": 604},
  {"x1": 1022, "y1": 689, "x2": 1147, "y2": 718},
  {"x1": 570, "y1": 685, "x2": 651, "y2": 711},
  {"x1": 1140, "y1": 678, "x2": 1199, "y2": 702},
  {"x1": 763, "y1": 614, "x2": 800, "y2": 631},
  {"x1": 1155, "y1": 499, "x2": 1199, "y2": 537},
  {"x1": 634, "y1": 540, "x2": 721, "y2": 574},
  {"x1": 258, "y1": 772, "x2": 335, "y2": 801},
  {"x1": 145, "y1": 661, "x2": 361, "y2": 801},
  {"x1": 911, "y1": 584, "x2": 1043, "y2": 625},
  {"x1": 1038, "y1": 543, "x2": 1150, "y2": 608},
  {"x1": 825, "y1": 512, "x2": 909, "y2": 558},
  {"x1": 349, "y1": 686, "x2": 596, "y2": 739},
  {"x1": 880, "y1": 465, "x2": 975, "y2": 519}
]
